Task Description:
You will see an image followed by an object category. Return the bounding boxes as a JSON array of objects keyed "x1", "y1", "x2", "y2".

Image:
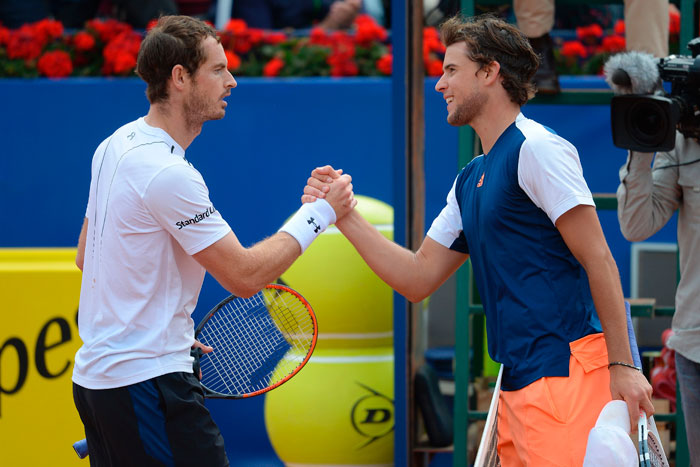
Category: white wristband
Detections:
[{"x1": 279, "y1": 199, "x2": 336, "y2": 253}]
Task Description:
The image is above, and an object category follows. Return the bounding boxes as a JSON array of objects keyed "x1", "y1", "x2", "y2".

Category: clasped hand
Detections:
[{"x1": 302, "y1": 165, "x2": 357, "y2": 220}]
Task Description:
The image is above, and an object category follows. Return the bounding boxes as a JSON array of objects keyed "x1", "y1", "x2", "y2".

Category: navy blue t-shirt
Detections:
[{"x1": 427, "y1": 114, "x2": 602, "y2": 390}]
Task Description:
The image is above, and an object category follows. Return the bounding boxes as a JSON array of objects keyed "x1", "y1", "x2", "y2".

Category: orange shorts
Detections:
[{"x1": 496, "y1": 333, "x2": 612, "y2": 466}]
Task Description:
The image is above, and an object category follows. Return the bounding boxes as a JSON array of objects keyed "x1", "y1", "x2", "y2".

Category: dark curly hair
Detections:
[
  {"x1": 439, "y1": 14, "x2": 539, "y2": 106},
  {"x1": 136, "y1": 15, "x2": 219, "y2": 104}
]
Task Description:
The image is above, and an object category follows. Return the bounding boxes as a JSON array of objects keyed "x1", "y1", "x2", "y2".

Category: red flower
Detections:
[
  {"x1": 225, "y1": 50, "x2": 241, "y2": 71},
  {"x1": 426, "y1": 58, "x2": 443, "y2": 77},
  {"x1": 225, "y1": 19, "x2": 247, "y2": 35},
  {"x1": 330, "y1": 30, "x2": 352, "y2": 44},
  {"x1": 37, "y1": 50, "x2": 73, "y2": 78},
  {"x1": 601, "y1": 35, "x2": 626, "y2": 53},
  {"x1": 669, "y1": 8, "x2": 680, "y2": 35},
  {"x1": 330, "y1": 60, "x2": 358, "y2": 77},
  {"x1": 34, "y1": 19, "x2": 63, "y2": 42},
  {"x1": 327, "y1": 34, "x2": 358, "y2": 76},
  {"x1": 102, "y1": 31, "x2": 141, "y2": 75},
  {"x1": 226, "y1": 27, "x2": 264, "y2": 55},
  {"x1": 263, "y1": 31, "x2": 287, "y2": 45},
  {"x1": 73, "y1": 31, "x2": 96, "y2": 52},
  {"x1": 0, "y1": 26, "x2": 11, "y2": 47},
  {"x1": 329, "y1": 31, "x2": 355, "y2": 60},
  {"x1": 423, "y1": 26, "x2": 439, "y2": 40},
  {"x1": 233, "y1": 38, "x2": 252, "y2": 54},
  {"x1": 111, "y1": 52, "x2": 136, "y2": 74},
  {"x1": 309, "y1": 27, "x2": 329, "y2": 46},
  {"x1": 576, "y1": 24, "x2": 603, "y2": 41},
  {"x1": 376, "y1": 53, "x2": 392, "y2": 75},
  {"x1": 247, "y1": 28, "x2": 264, "y2": 47},
  {"x1": 423, "y1": 38, "x2": 445, "y2": 55},
  {"x1": 87, "y1": 18, "x2": 132, "y2": 44},
  {"x1": 560, "y1": 40, "x2": 588, "y2": 59},
  {"x1": 7, "y1": 25, "x2": 44, "y2": 60},
  {"x1": 263, "y1": 57, "x2": 285, "y2": 77},
  {"x1": 614, "y1": 19, "x2": 625, "y2": 36},
  {"x1": 353, "y1": 14, "x2": 387, "y2": 46},
  {"x1": 423, "y1": 27, "x2": 445, "y2": 53}
]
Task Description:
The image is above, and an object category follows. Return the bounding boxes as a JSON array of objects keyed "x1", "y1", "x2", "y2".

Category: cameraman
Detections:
[{"x1": 616, "y1": 132, "x2": 700, "y2": 464}]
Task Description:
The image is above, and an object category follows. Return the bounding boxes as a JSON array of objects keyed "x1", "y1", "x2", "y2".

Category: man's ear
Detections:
[
  {"x1": 171, "y1": 64, "x2": 188, "y2": 91},
  {"x1": 483, "y1": 61, "x2": 501, "y2": 84}
]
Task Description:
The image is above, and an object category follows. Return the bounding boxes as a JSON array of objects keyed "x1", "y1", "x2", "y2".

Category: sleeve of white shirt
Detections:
[
  {"x1": 517, "y1": 133, "x2": 594, "y2": 224},
  {"x1": 426, "y1": 177, "x2": 468, "y2": 253},
  {"x1": 144, "y1": 163, "x2": 232, "y2": 255}
]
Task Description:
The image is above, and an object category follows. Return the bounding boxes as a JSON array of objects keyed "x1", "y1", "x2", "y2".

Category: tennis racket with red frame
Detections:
[{"x1": 73, "y1": 283, "x2": 317, "y2": 459}]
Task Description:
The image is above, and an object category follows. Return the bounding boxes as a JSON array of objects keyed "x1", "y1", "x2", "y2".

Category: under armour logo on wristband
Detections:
[{"x1": 307, "y1": 217, "x2": 321, "y2": 233}]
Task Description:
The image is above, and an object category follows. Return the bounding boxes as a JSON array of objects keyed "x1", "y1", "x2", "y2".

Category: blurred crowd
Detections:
[
  {"x1": 0, "y1": 0, "x2": 388, "y2": 30},
  {"x1": 0, "y1": 1, "x2": 637, "y2": 32}
]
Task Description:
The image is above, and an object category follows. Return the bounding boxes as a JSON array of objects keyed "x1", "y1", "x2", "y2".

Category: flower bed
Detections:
[
  {"x1": 0, "y1": 8, "x2": 681, "y2": 79},
  {"x1": 555, "y1": 8, "x2": 681, "y2": 76},
  {"x1": 0, "y1": 15, "x2": 445, "y2": 79}
]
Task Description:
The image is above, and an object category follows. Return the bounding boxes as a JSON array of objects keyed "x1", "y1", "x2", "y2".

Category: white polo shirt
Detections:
[{"x1": 73, "y1": 117, "x2": 231, "y2": 389}]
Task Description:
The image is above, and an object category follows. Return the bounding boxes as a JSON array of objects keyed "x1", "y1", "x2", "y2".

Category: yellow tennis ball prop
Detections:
[
  {"x1": 281, "y1": 195, "x2": 394, "y2": 349},
  {"x1": 264, "y1": 347, "x2": 394, "y2": 466}
]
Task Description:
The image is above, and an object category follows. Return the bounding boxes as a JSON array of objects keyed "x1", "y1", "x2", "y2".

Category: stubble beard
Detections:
[
  {"x1": 447, "y1": 91, "x2": 487, "y2": 127},
  {"x1": 184, "y1": 84, "x2": 225, "y2": 132}
]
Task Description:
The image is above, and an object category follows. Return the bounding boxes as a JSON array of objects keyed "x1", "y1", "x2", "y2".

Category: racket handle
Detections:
[
  {"x1": 191, "y1": 346, "x2": 203, "y2": 380},
  {"x1": 73, "y1": 438, "x2": 89, "y2": 459}
]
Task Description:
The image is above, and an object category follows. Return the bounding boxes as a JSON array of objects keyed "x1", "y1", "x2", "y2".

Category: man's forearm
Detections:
[
  {"x1": 586, "y1": 254, "x2": 634, "y2": 364},
  {"x1": 335, "y1": 210, "x2": 425, "y2": 300},
  {"x1": 617, "y1": 151, "x2": 679, "y2": 241}
]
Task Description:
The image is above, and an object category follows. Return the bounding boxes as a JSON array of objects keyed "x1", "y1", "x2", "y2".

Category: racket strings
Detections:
[
  {"x1": 200, "y1": 294, "x2": 284, "y2": 394},
  {"x1": 197, "y1": 288, "x2": 315, "y2": 396},
  {"x1": 203, "y1": 300, "x2": 275, "y2": 394},
  {"x1": 647, "y1": 435, "x2": 667, "y2": 467},
  {"x1": 264, "y1": 290, "x2": 315, "y2": 345},
  {"x1": 639, "y1": 417, "x2": 668, "y2": 467}
]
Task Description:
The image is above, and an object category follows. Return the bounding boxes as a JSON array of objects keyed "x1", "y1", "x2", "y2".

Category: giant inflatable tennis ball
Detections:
[
  {"x1": 265, "y1": 347, "x2": 394, "y2": 466},
  {"x1": 280, "y1": 195, "x2": 394, "y2": 349}
]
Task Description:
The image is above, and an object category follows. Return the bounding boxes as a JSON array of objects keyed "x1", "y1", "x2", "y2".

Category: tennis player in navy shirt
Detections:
[{"x1": 304, "y1": 13, "x2": 655, "y2": 466}]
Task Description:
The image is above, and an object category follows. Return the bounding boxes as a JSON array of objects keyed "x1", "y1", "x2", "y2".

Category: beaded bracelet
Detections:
[{"x1": 608, "y1": 361, "x2": 642, "y2": 371}]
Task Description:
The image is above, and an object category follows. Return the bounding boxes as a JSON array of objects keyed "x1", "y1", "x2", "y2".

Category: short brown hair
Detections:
[
  {"x1": 439, "y1": 14, "x2": 539, "y2": 106},
  {"x1": 136, "y1": 15, "x2": 219, "y2": 104}
]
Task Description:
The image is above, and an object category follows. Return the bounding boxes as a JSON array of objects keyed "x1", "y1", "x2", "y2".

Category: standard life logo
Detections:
[{"x1": 176, "y1": 206, "x2": 217, "y2": 230}]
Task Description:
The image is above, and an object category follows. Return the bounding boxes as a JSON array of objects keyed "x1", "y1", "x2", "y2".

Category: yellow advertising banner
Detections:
[{"x1": 0, "y1": 249, "x2": 84, "y2": 466}]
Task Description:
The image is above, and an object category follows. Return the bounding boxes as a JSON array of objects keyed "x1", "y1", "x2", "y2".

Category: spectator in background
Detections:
[
  {"x1": 513, "y1": 0, "x2": 669, "y2": 94},
  {"x1": 230, "y1": 0, "x2": 362, "y2": 30}
]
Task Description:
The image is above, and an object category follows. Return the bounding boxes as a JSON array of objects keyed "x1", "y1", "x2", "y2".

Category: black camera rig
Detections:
[{"x1": 610, "y1": 38, "x2": 700, "y2": 152}]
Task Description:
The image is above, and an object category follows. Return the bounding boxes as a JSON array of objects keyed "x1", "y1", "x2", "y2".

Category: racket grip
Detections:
[
  {"x1": 191, "y1": 346, "x2": 203, "y2": 380},
  {"x1": 73, "y1": 438, "x2": 89, "y2": 459}
]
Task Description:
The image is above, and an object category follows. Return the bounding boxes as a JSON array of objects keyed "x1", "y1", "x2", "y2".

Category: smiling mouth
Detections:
[{"x1": 446, "y1": 97, "x2": 454, "y2": 104}]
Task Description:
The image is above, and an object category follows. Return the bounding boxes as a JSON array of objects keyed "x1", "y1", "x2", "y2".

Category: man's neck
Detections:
[
  {"x1": 144, "y1": 104, "x2": 201, "y2": 150},
  {"x1": 471, "y1": 104, "x2": 521, "y2": 154}
]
